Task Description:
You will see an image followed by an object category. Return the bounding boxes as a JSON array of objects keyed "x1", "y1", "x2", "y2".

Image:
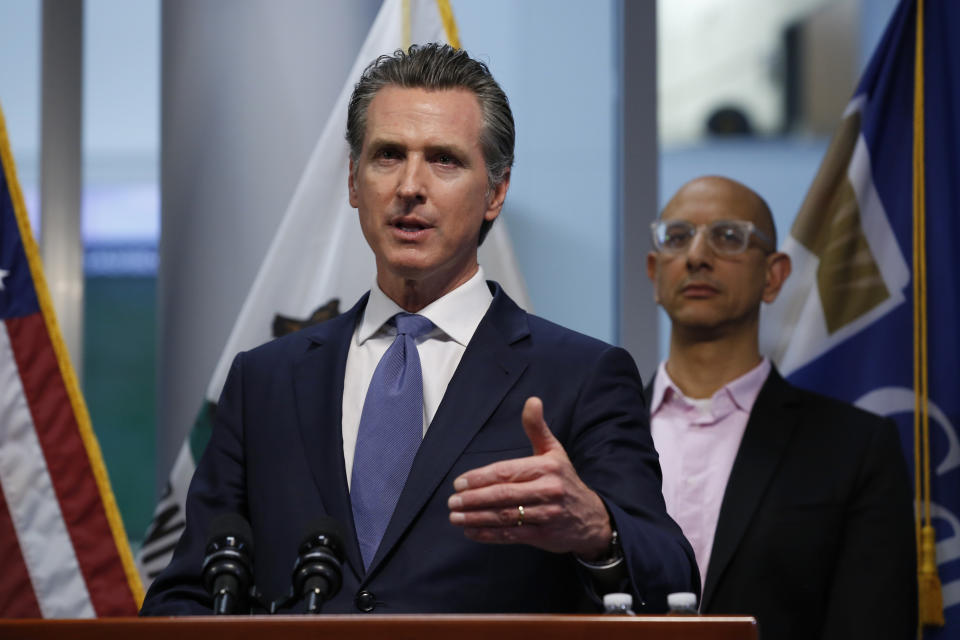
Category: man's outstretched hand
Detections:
[{"x1": 447, "y1": 397, "x2": 613, "y2": 560}]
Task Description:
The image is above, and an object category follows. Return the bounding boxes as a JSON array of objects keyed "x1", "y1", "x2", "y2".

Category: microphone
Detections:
[
  {"x1": 201, "y1": 513, "x2": 254, "y2": 615},
  {"x1": 292, "y1": 518, "x2": 345, "y2": 614}
]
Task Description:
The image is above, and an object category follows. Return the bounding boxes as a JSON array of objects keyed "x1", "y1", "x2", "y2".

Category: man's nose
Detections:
[
  {"x1": 397, "y1": 156, "x2": 427, "y2": 202},
  {"x1": 685, "y1": 227, "x2": 714, "y2": 269}
]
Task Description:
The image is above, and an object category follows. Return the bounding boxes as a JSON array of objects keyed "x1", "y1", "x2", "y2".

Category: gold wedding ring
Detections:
[{"x1": 516, "y1": 505, "x2": 525, "y2": 527}]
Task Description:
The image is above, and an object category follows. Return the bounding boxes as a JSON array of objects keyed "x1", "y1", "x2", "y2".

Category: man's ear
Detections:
[
  {"x1": 348, "y1": 157, "x2": 358, "y2": 208},
  {"x1": 484, "y1": 168, "x2": 511, "y2": 222},
  {"x1": 762, "y1": 251, "x2": 792, "y2": 303}
]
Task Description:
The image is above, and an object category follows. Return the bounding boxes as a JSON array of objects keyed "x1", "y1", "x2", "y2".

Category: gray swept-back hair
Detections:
[{"x1": 346, "y1": 43, "x2": 514, "y2": 244}]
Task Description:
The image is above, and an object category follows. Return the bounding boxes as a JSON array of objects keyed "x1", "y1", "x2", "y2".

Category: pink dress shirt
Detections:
[{"x1": 649, "y1": 358, "x2": 771, "y2": 593}]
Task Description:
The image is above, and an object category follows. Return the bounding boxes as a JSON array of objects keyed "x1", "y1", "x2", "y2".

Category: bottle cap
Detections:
[
  {"x1": 603, "y1": 593, "x2": 633, "y2": 609},
  {"x1": 667, "y1": 591, "x2": 698, "y2": 610}
]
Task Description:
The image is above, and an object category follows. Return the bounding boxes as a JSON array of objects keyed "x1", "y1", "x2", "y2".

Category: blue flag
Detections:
[{"x1": 761, "y1": 1, "x2": 959, "y2": 635}]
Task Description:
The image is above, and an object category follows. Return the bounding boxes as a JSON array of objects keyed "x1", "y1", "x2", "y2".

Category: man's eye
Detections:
[
  {"x1": 662, "y1": 225, "x2": 691, "y2": 247},
  {"x1": 712, "y1": 225, "x2": 745, "y2": 246},
  {"x1": 375, "y1": 148, "x2": 401, "y2": 160},
  {"x1": 434, "y1": 153, "x2": 459, "y2": 166}
]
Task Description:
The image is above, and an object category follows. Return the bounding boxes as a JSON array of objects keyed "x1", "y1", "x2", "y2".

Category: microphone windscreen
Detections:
[
  {"x1": 207, "y1": 512, "x2": 254, "y2": 552},
  {"x1": 300, "y1": 517, "x2": 345, "y2": 552}
]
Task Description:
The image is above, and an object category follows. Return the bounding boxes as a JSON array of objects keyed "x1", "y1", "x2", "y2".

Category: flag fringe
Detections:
[{"x1": 436, "y1": 0, "x2": 460, "y2": 49}]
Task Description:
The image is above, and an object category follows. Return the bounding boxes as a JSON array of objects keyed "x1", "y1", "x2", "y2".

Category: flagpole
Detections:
[{"x1": 912, "y1": 0, "x2": 943, "y2": 629}]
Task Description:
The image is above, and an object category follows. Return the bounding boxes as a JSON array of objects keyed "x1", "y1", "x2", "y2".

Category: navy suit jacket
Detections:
[
  {"x1": 647, "y1": 368, "x2": 916, "y2": 639},
  {"x1": 142, "y1": 283, "x2": 697, "y2": 615}
]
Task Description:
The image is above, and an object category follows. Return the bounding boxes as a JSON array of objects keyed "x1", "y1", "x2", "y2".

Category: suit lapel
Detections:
[
  {"x1": 701, "y1": 369, "x2": 801, "y2": 610},
  {"x1": 292, "y1": 295, "x2": 368, "y2": 577},
  {"x1": 365, "y1": 285, "x2": 530, "y2": 575}
]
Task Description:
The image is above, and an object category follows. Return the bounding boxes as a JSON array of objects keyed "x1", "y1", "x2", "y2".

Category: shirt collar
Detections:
[
  {"x1": 725, "y1": 357, "x2": 771, "y2": 412},
  {"x1": 357, "y1": 267, "x2": 493, "y2": 346},
  {"x1": 650, "y1": 357, "x2": 771, "y2": 415},
  {"x1": 650, "y1": 360, "x2": 676, "y2": 416}
]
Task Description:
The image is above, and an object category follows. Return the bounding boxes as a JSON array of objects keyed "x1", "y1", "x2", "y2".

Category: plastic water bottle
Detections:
[
  {"x1": 603, "y1": 592, "x2": 635, "y2": 615},
  {"x1": 666, "y1": 591, "x2": 698, "y2": 615}
]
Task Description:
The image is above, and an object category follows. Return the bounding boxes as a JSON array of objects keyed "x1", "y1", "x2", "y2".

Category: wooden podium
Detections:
[{"x1": 0, "y1": 614, "x2": 757, "y2": 639}]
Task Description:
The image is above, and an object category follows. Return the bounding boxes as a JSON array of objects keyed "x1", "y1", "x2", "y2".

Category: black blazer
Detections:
[
  {"x1": 142, "y1": 283, "x2": 697, "y2": 615},
  {"x1": 647, "y1": 368, "x2": 916, "y2": 639}
]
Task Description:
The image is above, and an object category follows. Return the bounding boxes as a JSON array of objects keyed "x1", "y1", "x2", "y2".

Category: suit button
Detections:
[{"x1": 355, "y1": 590, "x2": 376, "y2": 612}]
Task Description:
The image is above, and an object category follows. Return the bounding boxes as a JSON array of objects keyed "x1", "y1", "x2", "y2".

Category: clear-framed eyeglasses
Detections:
[{"x1": 650, "y1": 219, "x2": 774, "y2": 256}]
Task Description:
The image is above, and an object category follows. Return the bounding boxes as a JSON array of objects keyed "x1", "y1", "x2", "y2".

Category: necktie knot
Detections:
[{"x1": 392, "y1": 313, "x2": 434, "y2": 339}]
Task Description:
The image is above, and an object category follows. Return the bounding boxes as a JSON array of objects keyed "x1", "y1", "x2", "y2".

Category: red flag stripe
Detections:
[
  {"x1": 0, "y1": 481, "x2": 42, "y2": 617},
  {"x1": 6, "y1": 313, "x2": 137, "y2": 616}
]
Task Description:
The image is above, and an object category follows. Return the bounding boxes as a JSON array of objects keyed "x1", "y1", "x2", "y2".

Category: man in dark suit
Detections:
[
  {"x1": 141, "y1": 44, "x2": 696, "y2": 615},
  {"x1": 645, "y1": 175, "x2": 917, "y2": 638}
]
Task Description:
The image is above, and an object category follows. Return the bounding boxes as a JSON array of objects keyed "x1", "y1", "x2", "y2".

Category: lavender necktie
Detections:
[{"x1": 351, "y1": 313, "x2": 434, "y2": 569}]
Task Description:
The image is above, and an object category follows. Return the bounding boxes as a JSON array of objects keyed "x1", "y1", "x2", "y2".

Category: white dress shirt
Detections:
[{"x1": 342, "y1": 267, "x2": 493, "y2": 488}]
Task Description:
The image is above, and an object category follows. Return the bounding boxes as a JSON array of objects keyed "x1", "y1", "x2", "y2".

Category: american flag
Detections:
[{"x1": 0, "y1": 103, "x2": 141, "y2": 617}]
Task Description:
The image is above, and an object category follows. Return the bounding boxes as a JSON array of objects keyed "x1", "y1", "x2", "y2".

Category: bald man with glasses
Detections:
[{"x1": 644, "y1": 176, "x2": 916, "y2": 640}]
